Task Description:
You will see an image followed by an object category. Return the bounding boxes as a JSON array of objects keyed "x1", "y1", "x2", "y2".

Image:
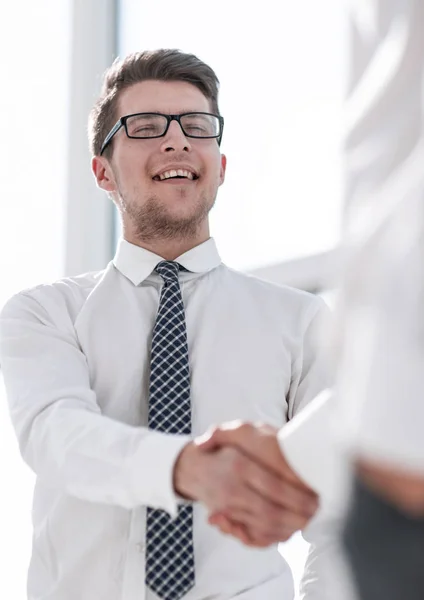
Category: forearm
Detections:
[
  {"x1": 300, "y1": 526, "x2": 357, "y2": 600},
  {"x1": 278, "y1": 390, "x2": 351, "y2": 512},
  {"x1": 0, "y1": 292, "x2": 189, "y2": 514},
  {"x1": 22, "y1": 399, "x2": 190, "y2": 513},
  {"x1": 356, "y1": 459, "x2": 424, "y2": 517}
]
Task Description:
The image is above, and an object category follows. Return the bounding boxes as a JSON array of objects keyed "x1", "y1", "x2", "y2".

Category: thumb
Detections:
[{"x1": 196, "y1": 421, "x2": 251, "y2": 452}]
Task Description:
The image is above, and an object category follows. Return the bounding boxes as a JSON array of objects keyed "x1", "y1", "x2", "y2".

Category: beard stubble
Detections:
[{"x1": 117, "y1": 183, "x2": 217, "y2": 243}]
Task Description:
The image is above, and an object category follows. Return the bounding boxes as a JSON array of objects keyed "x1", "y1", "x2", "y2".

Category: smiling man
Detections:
[{"x1": 0, "y1": 50, "x2": 329, "y2": 600}]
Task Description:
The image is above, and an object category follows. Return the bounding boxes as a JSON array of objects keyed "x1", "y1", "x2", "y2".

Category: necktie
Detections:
[{"x1": 145, "y1": 261, "x2": 195, "y2": 600}]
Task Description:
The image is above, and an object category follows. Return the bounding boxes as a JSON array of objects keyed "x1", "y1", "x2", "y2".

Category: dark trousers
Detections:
[{"x1": 342, "y1": 476, "x2": 424, "y2": 600}]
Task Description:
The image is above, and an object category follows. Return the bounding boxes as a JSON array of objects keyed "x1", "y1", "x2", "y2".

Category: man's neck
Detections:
[{"x1": 124, "y1": 232, "x2": 210, "y2": 261}]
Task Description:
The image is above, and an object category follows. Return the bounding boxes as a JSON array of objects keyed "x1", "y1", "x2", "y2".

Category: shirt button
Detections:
[{"x1": 136, "y1": 542, "x2": 145, "y2": 553}]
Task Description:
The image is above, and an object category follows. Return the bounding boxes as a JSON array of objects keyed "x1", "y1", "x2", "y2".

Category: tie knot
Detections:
[{"x1": 155, "y1": 261, "x2": 181, "y2": 282}]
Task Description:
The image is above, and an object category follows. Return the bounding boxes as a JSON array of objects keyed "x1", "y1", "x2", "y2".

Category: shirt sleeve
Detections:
[
  {"x1": 286, "y1": 296, "x2": 331, "y2": 420},
  {"x1": 278, "y1": 394, "x2": 357, "y2": 600},
  {"x1": 0, "y1": 290, "x2": 190, "y2": 516},
  {"x1": 279, "y1": 390, "x2": 350, "y2": 508},
  {"x1": 280, "y1": 298, "x2": 356, "y2": 599},
  {"x1": 297, "y1": 513, "x2": 358, "y2": 600}
]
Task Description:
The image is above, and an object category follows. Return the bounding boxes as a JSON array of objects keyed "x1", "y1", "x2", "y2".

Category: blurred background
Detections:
[{"x1": 0, "y1": 1, "x2": 346, "y2": 597}]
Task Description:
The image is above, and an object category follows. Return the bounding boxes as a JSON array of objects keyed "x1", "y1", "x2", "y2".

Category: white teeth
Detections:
[{"x1": 158, "y1": 169, "x2": 195, "y2": 180}]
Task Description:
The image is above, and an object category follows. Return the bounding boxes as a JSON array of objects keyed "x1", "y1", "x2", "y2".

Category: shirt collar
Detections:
[{"x1": 113, "y1": 237, "x2": 222, "y2": 286}]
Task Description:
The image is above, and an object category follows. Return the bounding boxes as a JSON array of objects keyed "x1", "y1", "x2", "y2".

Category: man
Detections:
[{"x1": 0, "y1": 49, "x2": 327, "y2": 600}]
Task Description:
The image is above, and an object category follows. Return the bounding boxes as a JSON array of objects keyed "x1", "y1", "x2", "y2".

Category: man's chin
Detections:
[
  {"x1": 164, "y1": 211, "x2": 208, "y2": 232},
  {"x1": 160, "y1": 198, "x2": 213, "y2": 223}
]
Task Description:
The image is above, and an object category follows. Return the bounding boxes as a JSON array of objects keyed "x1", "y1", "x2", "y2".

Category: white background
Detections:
[{"x1": 0, "y1": 4, "x2": 72, "y2": 598}]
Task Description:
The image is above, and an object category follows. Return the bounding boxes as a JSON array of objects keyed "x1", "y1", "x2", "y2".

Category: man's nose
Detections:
[{"x1": 160, "y1": 119, "x2": 192, "y2": 153}]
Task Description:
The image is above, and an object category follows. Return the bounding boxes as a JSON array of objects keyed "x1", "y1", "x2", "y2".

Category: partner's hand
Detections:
[
  {"x1": 357, "y1": 459, "x2": 424, "y2": 517},
  {"x1": 197, "y1": 421, "x2": 319, "y2": 546},
  {"x1": 173, "y1": 423, "x2": 319, "y2": 547}
]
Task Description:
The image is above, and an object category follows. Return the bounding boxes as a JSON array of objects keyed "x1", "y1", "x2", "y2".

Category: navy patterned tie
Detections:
[{"x1": 145, "y1": 261, "x2": 195, "y2": 600}]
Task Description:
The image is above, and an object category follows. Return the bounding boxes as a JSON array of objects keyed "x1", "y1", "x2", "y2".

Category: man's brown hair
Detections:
[{"x1": 88, "y1": 49, "x2": 221, "y2": 158}]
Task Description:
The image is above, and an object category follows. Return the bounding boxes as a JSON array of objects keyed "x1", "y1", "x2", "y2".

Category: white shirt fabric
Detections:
[
  {"x1": 279, "y1": 392, "x2": 357, "y2": 600},
  {"x1": 0, "y1": 237, "x2": 328, "y2": 600}
]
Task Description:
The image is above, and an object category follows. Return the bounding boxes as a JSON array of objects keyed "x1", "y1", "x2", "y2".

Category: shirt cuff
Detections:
[
  {"x1": 130, "y1": 431, "x2": 192, "y2": 517},
  {"x1": 278, "y1": 390, "x2": 351, "y2": 512}
]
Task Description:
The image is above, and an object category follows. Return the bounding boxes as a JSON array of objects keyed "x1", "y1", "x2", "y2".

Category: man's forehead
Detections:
[{"x1": 118, "y1": 80, "x2": 211, "y2": 115}]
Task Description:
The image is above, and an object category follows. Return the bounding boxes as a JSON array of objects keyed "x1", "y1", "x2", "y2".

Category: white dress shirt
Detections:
[{"x1": 0, "y1": 237, "x2": 327, "y2": 600}]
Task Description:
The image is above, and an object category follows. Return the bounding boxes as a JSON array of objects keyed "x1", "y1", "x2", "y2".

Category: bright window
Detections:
[{"x1": 0, "y1": 3, "x2": 72, "y2": 597}]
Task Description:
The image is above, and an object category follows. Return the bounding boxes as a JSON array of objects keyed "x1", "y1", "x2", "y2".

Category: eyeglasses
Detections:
[{"x1": 100, "y1": 111, "x2": 224, "y2": 155}]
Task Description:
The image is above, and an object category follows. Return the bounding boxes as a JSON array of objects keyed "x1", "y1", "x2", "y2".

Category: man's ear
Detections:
[
  {"x1": 92, "y1": 156, "x2": 117, "y2": 192},
  {"x1": 219, "y1": 154, "x2": 227, "y2": 186}
]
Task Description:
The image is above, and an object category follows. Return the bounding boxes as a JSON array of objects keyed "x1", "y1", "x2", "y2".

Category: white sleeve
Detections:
[
  {"x1": 278, "y1": 392, "x2": 357, "y2": 600},
  {"x1": 286, "y1": 298, "x2": 331, "y2": 420},
  {"x1": 0, "y1": 291, "x2": 189, "y2": 516},
  {"x1": 279, "y1": 390, "x2": 351, "y2": 513}
]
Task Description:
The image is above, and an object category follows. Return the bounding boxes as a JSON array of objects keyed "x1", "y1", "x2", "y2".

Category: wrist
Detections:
[{"x1": 173, "y1": 441, "x2": 203, "y2": 500}]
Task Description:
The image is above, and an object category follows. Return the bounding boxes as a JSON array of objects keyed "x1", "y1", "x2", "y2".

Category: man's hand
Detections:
[
  {"x1": 173, "y1": 422, "x2": 319, "y2": 547},
  {"x1": 197, "y1": 421, "x2": 319, "y2": 546}
]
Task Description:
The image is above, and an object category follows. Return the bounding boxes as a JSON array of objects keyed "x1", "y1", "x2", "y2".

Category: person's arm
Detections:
[
  {"x1": 0, "y1": 290, "x2": 190, "y2": 515},
  {"x1": 279, "y1": 394, "x2": 357, "y2": 600},
  {"x1": 278, "y1": 299, "x2": 354, "y2": 599},
  {"x1": 199, "y1": 400, "x2": 355, "y2": 599},
  {"x1": 0, "y1": 288, "x2": 318, "y2": 531},
  {"x1": 199, "y1": 297, "x2": 356, "y2": 597},
  {"x1": 285, "y1": 297, "x2": 330, "y2": 419},
  {"x1": 197, "y1": 297, "x2": 329, "y2": 533},
  {"x1": 279, "y1": 390, "x2": 350, "y2": 510}
]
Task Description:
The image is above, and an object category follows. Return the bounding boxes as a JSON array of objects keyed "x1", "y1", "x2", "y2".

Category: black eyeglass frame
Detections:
[{"x1": 99, "y1": 111, "x2": 224, "y2": 155}]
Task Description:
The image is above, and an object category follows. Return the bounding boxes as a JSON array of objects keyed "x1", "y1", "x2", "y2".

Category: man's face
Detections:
[{"x1": 94, "y1": 80, "x2": 226, "y2": 242}]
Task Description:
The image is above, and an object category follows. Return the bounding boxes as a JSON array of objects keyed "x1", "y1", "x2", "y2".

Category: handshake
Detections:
[{"x1": 173, "y1": 422, "x2": 319, "y2": 547}]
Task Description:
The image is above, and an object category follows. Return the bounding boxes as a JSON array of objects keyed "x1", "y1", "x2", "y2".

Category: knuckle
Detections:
[
  {"x1": 258, "y1": 472, "x2": 281, "y2": 500},
  {"x1": 240, "y1": 422, "x2": 254, "y2": 434},
  {"x1": 261, "y1": 501, "x2": 292, "y2": 529},
  {"x1": 211, "y1": 424, "x2": 224, "y2": 436}
]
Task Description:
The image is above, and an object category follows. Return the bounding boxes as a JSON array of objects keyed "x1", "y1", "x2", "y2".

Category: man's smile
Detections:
[{"x1": 152, "y1": 166, "x2": 199, "y2": 182}]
